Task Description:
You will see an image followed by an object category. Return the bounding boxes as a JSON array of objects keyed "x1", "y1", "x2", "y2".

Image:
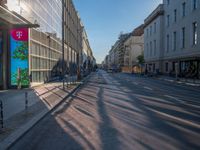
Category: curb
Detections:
[{"x1": 0, "y1": 75, "x2": 90, "y2": 150}]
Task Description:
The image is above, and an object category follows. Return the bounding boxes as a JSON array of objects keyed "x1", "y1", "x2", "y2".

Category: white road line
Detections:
[
  {"x1": 144, "y1": 86, "x2": 153, "y2": 91},
  {"x1": 146, "y1": 107, "x2": 200, "y2": 129},
  {"x1": 164, "y1": 79, "x2": 174, "y2": 82},
  {"x1": 186, "y1": 83, "x2": 200, "y2": 86},
  {"x1": 164, "y1": 95, "x2": 184, "y2": 103},
  {"x1": 133, "y1": 82, "x2": 138, "y2": 85}
]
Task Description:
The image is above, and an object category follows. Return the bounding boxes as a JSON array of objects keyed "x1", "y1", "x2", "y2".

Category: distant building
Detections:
[
  {"x1": 124, "y1": 24, "x2": 144, "y2": 73},
  {"x1": 81, "y1": 28, "x2": 95, "y2": 72},
  {"x1": 105, "y1": 33, "x2": 131, "y2": 71}
]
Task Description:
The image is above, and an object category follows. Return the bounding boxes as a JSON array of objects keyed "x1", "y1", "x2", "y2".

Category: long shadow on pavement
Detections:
[{"x1": 97, "y1": 86, "x2": 121, "y2": 150}]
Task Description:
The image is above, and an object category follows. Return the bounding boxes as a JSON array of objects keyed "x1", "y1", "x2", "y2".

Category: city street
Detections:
[{"x1": 10, "y1": 70, "x2": 200, "y2": 150}]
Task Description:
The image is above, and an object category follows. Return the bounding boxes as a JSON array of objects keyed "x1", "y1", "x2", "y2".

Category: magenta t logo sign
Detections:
[
  {"x1": 16, "y1": 31, "x2": 23, "y2": 39},
  {"x1": 11, "y1": 28, "x2": 28, "y2": 41}
]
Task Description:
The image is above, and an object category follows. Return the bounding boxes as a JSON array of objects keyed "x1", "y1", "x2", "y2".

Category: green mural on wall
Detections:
[{"x1": 12, "y1": 42, "x2": 28, "y2": 60}]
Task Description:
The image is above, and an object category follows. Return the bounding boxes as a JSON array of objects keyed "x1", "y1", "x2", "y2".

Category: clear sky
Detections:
[{"x1": 73, "y1": 0, "x2": 162, "y2": 64}]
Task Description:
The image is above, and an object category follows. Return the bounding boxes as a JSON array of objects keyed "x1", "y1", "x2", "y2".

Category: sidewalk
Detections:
[{"x1": 0, "y1": 80, "x2": 82, "y2": 149}]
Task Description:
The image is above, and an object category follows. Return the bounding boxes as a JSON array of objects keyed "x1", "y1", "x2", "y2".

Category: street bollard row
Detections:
[{"x1": 0, "y1": 100, "x2": 3, "y2": 128}]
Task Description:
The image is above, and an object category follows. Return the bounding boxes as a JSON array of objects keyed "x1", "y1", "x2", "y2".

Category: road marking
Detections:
[
  {"x1": 186, "y1": 83, "x2": 200, "y2": 86},
  {"x1": 133, "y1": 82, "x2": 138, "y2": 85},
  {"x1": 144, "y1": 86, "x2": 153, "y2": 91},
  {"x1": 134, "y1": 94, "x2": 173, "y2": 104},
  {"x1": 164, "y1": 95, "x2": 184, "y2": 103},
  {"x1": 164, "y1": 79, "x2": 174, "y2": 82},
  {"x1": 177, "y1": 81, "x2": 183, "y2": 84},
  {"x1": 146, "y1": 107, "x2": 200, "y2": 129}
]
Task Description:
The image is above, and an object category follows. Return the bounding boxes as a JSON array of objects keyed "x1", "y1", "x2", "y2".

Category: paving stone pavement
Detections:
[{"x1": 0, "y1": 81, "x2": 77, "y2": 145}]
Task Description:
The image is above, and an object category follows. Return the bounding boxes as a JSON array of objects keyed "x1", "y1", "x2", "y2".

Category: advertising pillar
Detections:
[{"x1": 10, "y1": 28, "x2": 29, "y2": 87}]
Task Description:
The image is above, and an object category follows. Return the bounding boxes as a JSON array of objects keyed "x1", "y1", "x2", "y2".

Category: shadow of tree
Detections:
[{"x1": 97, "y1": 86, "x2": 121, "y2": 150}]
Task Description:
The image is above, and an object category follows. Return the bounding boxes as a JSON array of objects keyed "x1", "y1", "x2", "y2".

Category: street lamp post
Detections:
[{"x1": 62, "y1": 0, "x2": 65, "y2": 89}]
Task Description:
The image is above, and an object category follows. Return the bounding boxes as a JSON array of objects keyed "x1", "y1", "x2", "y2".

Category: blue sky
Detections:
[{"x1": 73, "y1": 0, "x2": 162, "y2": 63}]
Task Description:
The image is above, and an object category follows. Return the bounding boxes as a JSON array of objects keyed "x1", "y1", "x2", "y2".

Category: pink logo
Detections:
[{"x1": 11, "y1": 28, "x2": 28, "y2": 41}]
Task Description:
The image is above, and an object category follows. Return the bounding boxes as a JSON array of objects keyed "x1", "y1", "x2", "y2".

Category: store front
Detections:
[{"x1": 179, "y1": 59, "x2": 200, "y2": 79}]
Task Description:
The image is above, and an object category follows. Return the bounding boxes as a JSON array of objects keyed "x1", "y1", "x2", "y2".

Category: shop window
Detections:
[
  {"x1": 153, "y1": 64, "x2": 155, "y2": 72},
  {"x1": 165, "y1": 63, "x2": 169, "y2": 72}
]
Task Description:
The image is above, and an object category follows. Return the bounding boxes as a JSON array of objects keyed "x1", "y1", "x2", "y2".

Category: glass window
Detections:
[
  {"x1": 167, "y1": 15, "x2": 170, "y2": 27},
  {"x1": 182, "y1": 2, "x2": 186, "y2": 17},
  {"x1": 174, "y1": 9, "x2": 177, "y2": 22},
  {"x1": 181, "y1": 27, "x2": 185, "y2": 48},
  {"x1": 167, "y1": 34, "x2": 169, "y2": 52},
  {"x1": 154, "y1": 22, "x2": 156, "y2": 33},
  {"x1": 193, "y1": 0, "x2": 197, "y2": 10},
  {"x1": 146, "y1": 29, "x2": 148, "y2": 37},
  {"x1": 150, "y1": 26, "x2": 152, "y2": 36},
  {"x1": 165, "y1": 62, "x2": 169, "y2": 72},
  {"x1": 193, "y1": 22, "x2": 198, "y2": 45},
  {"x1": 167, "y1": 0, "x2": 170, "y2": 5},
  {"x1": 154, "y1": 40, "x2": 156, "y2": 56},
  {"x1": 150, "y1": 41, "x2": 152, "y2": 56},
  {"x1": 173, "y1": 31, "x2": 177, "y2": 51},
  {"x1": 153, "y1": 64, "x2": 155, "y2": 72}
]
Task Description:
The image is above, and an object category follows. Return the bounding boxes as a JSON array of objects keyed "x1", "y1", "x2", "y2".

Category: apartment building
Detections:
[
  {"x1": 163, "y1": 0, "x2": 200, "y2": 78},
  {"x1": 124, "y1": 24, "x2": 144, "y2": 73},
  {"x1": 144, "y1": 4, "x2": 164, "y2": 73},
  {"x1": 0, "y1": 0, "x2": 92, "y2": 89},
  {"x1": 81, "y1": 27, "x2": 94, "y2": 71},
  {"x1": 144, "y1": 0, "x2": 200, "y2": 78},
  {"x1": 105, "y1": 33, "x2": 131, "y2": 70}
]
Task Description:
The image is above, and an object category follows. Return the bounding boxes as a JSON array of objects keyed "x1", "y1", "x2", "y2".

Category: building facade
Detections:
[
  {"x1": 144, "y1": 0, "x2": 200, "y2": 78},
  {"x1": 162, "y1": 0, "x2": 200, "y2": 78},
  {"x1": 144, "y1": 4, "x2": 164, "y2": 73},
  {"x1": 0, "y1": 0, "x2": 93, "y2": 89},
  {"x1": 104, "y1": 33, "x2": 131, "y2": 71},
  {"x1": 124, "y1": 25, "x2": 144, "y2": 73}
]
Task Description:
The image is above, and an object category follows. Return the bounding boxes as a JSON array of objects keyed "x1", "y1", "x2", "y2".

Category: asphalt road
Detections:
[{"x1": 10, "y1": 70, "x2": 200, "y2": 150}]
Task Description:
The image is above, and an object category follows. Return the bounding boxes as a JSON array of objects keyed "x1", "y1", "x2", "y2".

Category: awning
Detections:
[{"x1": 0, "y1": 5, "x2": 39, "y2": 28}]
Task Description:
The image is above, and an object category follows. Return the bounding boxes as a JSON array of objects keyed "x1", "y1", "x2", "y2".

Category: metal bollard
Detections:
[
  {"x1": 25, "y1": 92, "x2": 28, "y2": 110},
  {"x1": 67, "y1": 76, "x2": 69, "y2": 88},
  {"x1": 0, "y1": 100, "x2": 3, "y2": 128}
]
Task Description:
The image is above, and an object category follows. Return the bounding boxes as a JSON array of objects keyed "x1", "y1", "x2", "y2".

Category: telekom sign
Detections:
[{"x1": 10, "y1": 28, "x2": 28, "y2": 41}]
